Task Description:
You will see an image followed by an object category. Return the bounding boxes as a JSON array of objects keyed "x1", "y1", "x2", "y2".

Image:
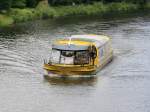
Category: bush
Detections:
[
  {"x1": 106, "y1": 2, "x2": 139, "y2": 13},
  {"x1": 9, "y1": 8, "x2": 37, "y2": 22},
  {"x1": 0, "y1": 14, "x2": 14, "y2": 26}
]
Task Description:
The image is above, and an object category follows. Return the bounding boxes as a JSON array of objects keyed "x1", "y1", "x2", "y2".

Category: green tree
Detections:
[
  {"x1": 0, "y1": 0, "x2": 12, "y2": 10},
  {"x1": 26, "y1": 0, "x2": 37, "y2": 7},
  {"x1": 124, "y1": 0, "x2": 147, "y2": 4},
  {"x1": 12, "y1": 0, "x2": 26, "y2": 8},
  {"x1": 26, "y1": 0, "x2": 40, "y2": 7}
]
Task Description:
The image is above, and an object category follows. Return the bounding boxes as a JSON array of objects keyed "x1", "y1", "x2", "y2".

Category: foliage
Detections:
[
  {"x1": 36, "y1": 1, "x2": 57, "y2": 18},
  {"x1": 26, "y1": 0, "x2": 39, "y2": 8},
  {"x1": 48, "y1": 0, "x2": 148, "y2": 6},
  {"x1": 0, "y1": 1, "x2": 149, "y2": 27},
  {"x1": 12, "y1": 0, "x2": 26, "y2": 8},
  {"x1": 0, "y1": 0, "x2": 12, "y2": 10},
  {"x1": 7, "y1": 1, "x2": 56, "y2": 23},
  {"x1": 0, "y1": 14, "x2": 14, "y2": 26},
  {"x1": 54, "y1": 2, "x2": 139, "y2": 17},
  {"x1": 0, "y1": 0, "x2": 148, "y2": 10},
  {"x1": 11, "y1": 0, "x2": 41, "y2": 8},
  {"x1": 107, "y1": 2, "x2": 139, "y2": 13},
  {"x1": 9, "y1": 8, "x2": 36, "y2": 22}
]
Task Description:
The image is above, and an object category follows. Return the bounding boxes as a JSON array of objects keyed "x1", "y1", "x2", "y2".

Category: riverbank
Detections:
[{"x1": 0, "y1": 2, "x2": 150, "y2": 27}]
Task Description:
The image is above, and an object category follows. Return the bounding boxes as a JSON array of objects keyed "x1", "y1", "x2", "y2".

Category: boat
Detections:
[{"x1": 43, "y1": 34, "x2": 113, "y2": 77}]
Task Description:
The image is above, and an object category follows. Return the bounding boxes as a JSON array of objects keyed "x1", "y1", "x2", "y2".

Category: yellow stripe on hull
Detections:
[{"x1": 44, "y1": 64, "x2": 96, "y2": 76}]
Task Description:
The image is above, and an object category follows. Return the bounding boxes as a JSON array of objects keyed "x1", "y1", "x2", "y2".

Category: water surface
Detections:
[{"x1": 0, "y1": 15, "x2": 150, "y2": 112}]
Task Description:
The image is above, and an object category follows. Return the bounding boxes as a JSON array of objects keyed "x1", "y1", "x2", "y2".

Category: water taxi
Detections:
[{"x1": 43, "y1": 34, "x2": 113, "y2": 77}]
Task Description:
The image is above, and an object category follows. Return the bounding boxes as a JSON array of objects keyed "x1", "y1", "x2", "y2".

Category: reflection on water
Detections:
[
  {"x1": 44, "y1": 75, "x2": 97, "y2": 86},
  {"x1": 0, "y1": 14, "x2": 150, "y2": 112}
]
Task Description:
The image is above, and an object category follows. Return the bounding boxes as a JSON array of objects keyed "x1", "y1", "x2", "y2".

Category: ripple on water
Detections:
[
  {"x1": 0, "y1": 15, "x2": 150, "y2": 112},
  {"x1": 0, "y1": 48, "x2": 37, "y2": 74}
]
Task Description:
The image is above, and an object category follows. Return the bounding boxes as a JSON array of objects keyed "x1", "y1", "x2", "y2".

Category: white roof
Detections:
[{"x1": 71, "y1": 34, "x2": 110, "y2": 48}]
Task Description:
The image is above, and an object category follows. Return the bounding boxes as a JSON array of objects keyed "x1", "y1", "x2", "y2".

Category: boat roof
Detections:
[
  {"x1": 71, "y1": 34, "x2": 110, "y2": 47},
  {"x1": 52, "y1": 34, "x2": 110, "y2": 51}
]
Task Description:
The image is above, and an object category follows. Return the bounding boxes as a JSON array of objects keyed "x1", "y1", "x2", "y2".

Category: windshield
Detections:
[{"x1": 50, "y1": 49, "x2": 89, "y2": 65}]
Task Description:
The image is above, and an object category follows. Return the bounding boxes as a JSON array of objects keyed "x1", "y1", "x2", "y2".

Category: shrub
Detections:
[
  {"x1": 9, "y1": 8, "x2": 36, "y2": 22},
  {"x1": 0, "y1": 14, "x2": 14, "y2": 26}
]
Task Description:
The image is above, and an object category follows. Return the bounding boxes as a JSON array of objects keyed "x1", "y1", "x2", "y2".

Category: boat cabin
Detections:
[{"x1": 44, "y1": 35, "x2": 113, "y2": 76}]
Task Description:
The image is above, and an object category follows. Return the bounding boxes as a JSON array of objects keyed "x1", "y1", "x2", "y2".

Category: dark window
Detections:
[{"x1": 74, "y1": 51, "x2": 89, "y2": 65}]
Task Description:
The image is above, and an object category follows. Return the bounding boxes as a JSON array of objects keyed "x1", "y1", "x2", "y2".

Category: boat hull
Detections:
[
  {"x1": 43, "y1": 53, "x2": 113, "y2": 77},
  {"x1": 44, "y1": 64, "x2": 96, "y2": 77}
]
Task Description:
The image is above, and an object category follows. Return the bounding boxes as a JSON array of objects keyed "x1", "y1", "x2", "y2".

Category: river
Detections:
[{"x1": 0, "y1": 15, "x2": 150, "y2": 112}]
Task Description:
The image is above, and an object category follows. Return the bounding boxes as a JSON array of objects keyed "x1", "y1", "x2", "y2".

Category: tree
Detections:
[
  {"x1": 26, "y1": 0, "x2": 38, "y2": 7},
  {"x1": 0, "y1": 0, "x2": 12, "y2": 10},
  {"x1": 12, "y1": 0, "x2": 26, "y2": 8}
]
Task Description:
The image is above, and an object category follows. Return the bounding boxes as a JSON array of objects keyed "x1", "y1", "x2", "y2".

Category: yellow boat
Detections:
[{"x1": 43, "y1": 34, "x2": 113, "y2": 77}]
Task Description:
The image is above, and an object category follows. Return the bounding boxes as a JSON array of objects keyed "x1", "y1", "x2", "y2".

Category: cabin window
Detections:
[
  {"x1": 74, "y1": 51, "x2": 89, "y2": 65},
  {"x1": 60, "y1": 51, "x2": 74, "y2": 64},
  {"x1": 61, "y1": 51, "x2": 74, "y2": 57},
  {"x1": 50, "y1": 49, "x2": 89, "y2": 65}
]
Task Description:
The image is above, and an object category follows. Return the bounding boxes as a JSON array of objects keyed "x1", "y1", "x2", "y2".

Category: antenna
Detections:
[{"x1": 68, "y1": 36, "x2": 72, "y2": 46}]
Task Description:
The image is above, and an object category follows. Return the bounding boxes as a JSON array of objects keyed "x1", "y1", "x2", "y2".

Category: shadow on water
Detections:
[{"x1": 44, "y1": 75, "x2": 97, "y2": 86}]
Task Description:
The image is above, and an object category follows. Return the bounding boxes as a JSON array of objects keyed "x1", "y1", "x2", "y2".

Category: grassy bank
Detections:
[
  {"x1": 0, "y1": 1, "x2": 150, "y2": 27},
  {"x1": 0, "y1": 14, "x2": 14, "y2": 27}
]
